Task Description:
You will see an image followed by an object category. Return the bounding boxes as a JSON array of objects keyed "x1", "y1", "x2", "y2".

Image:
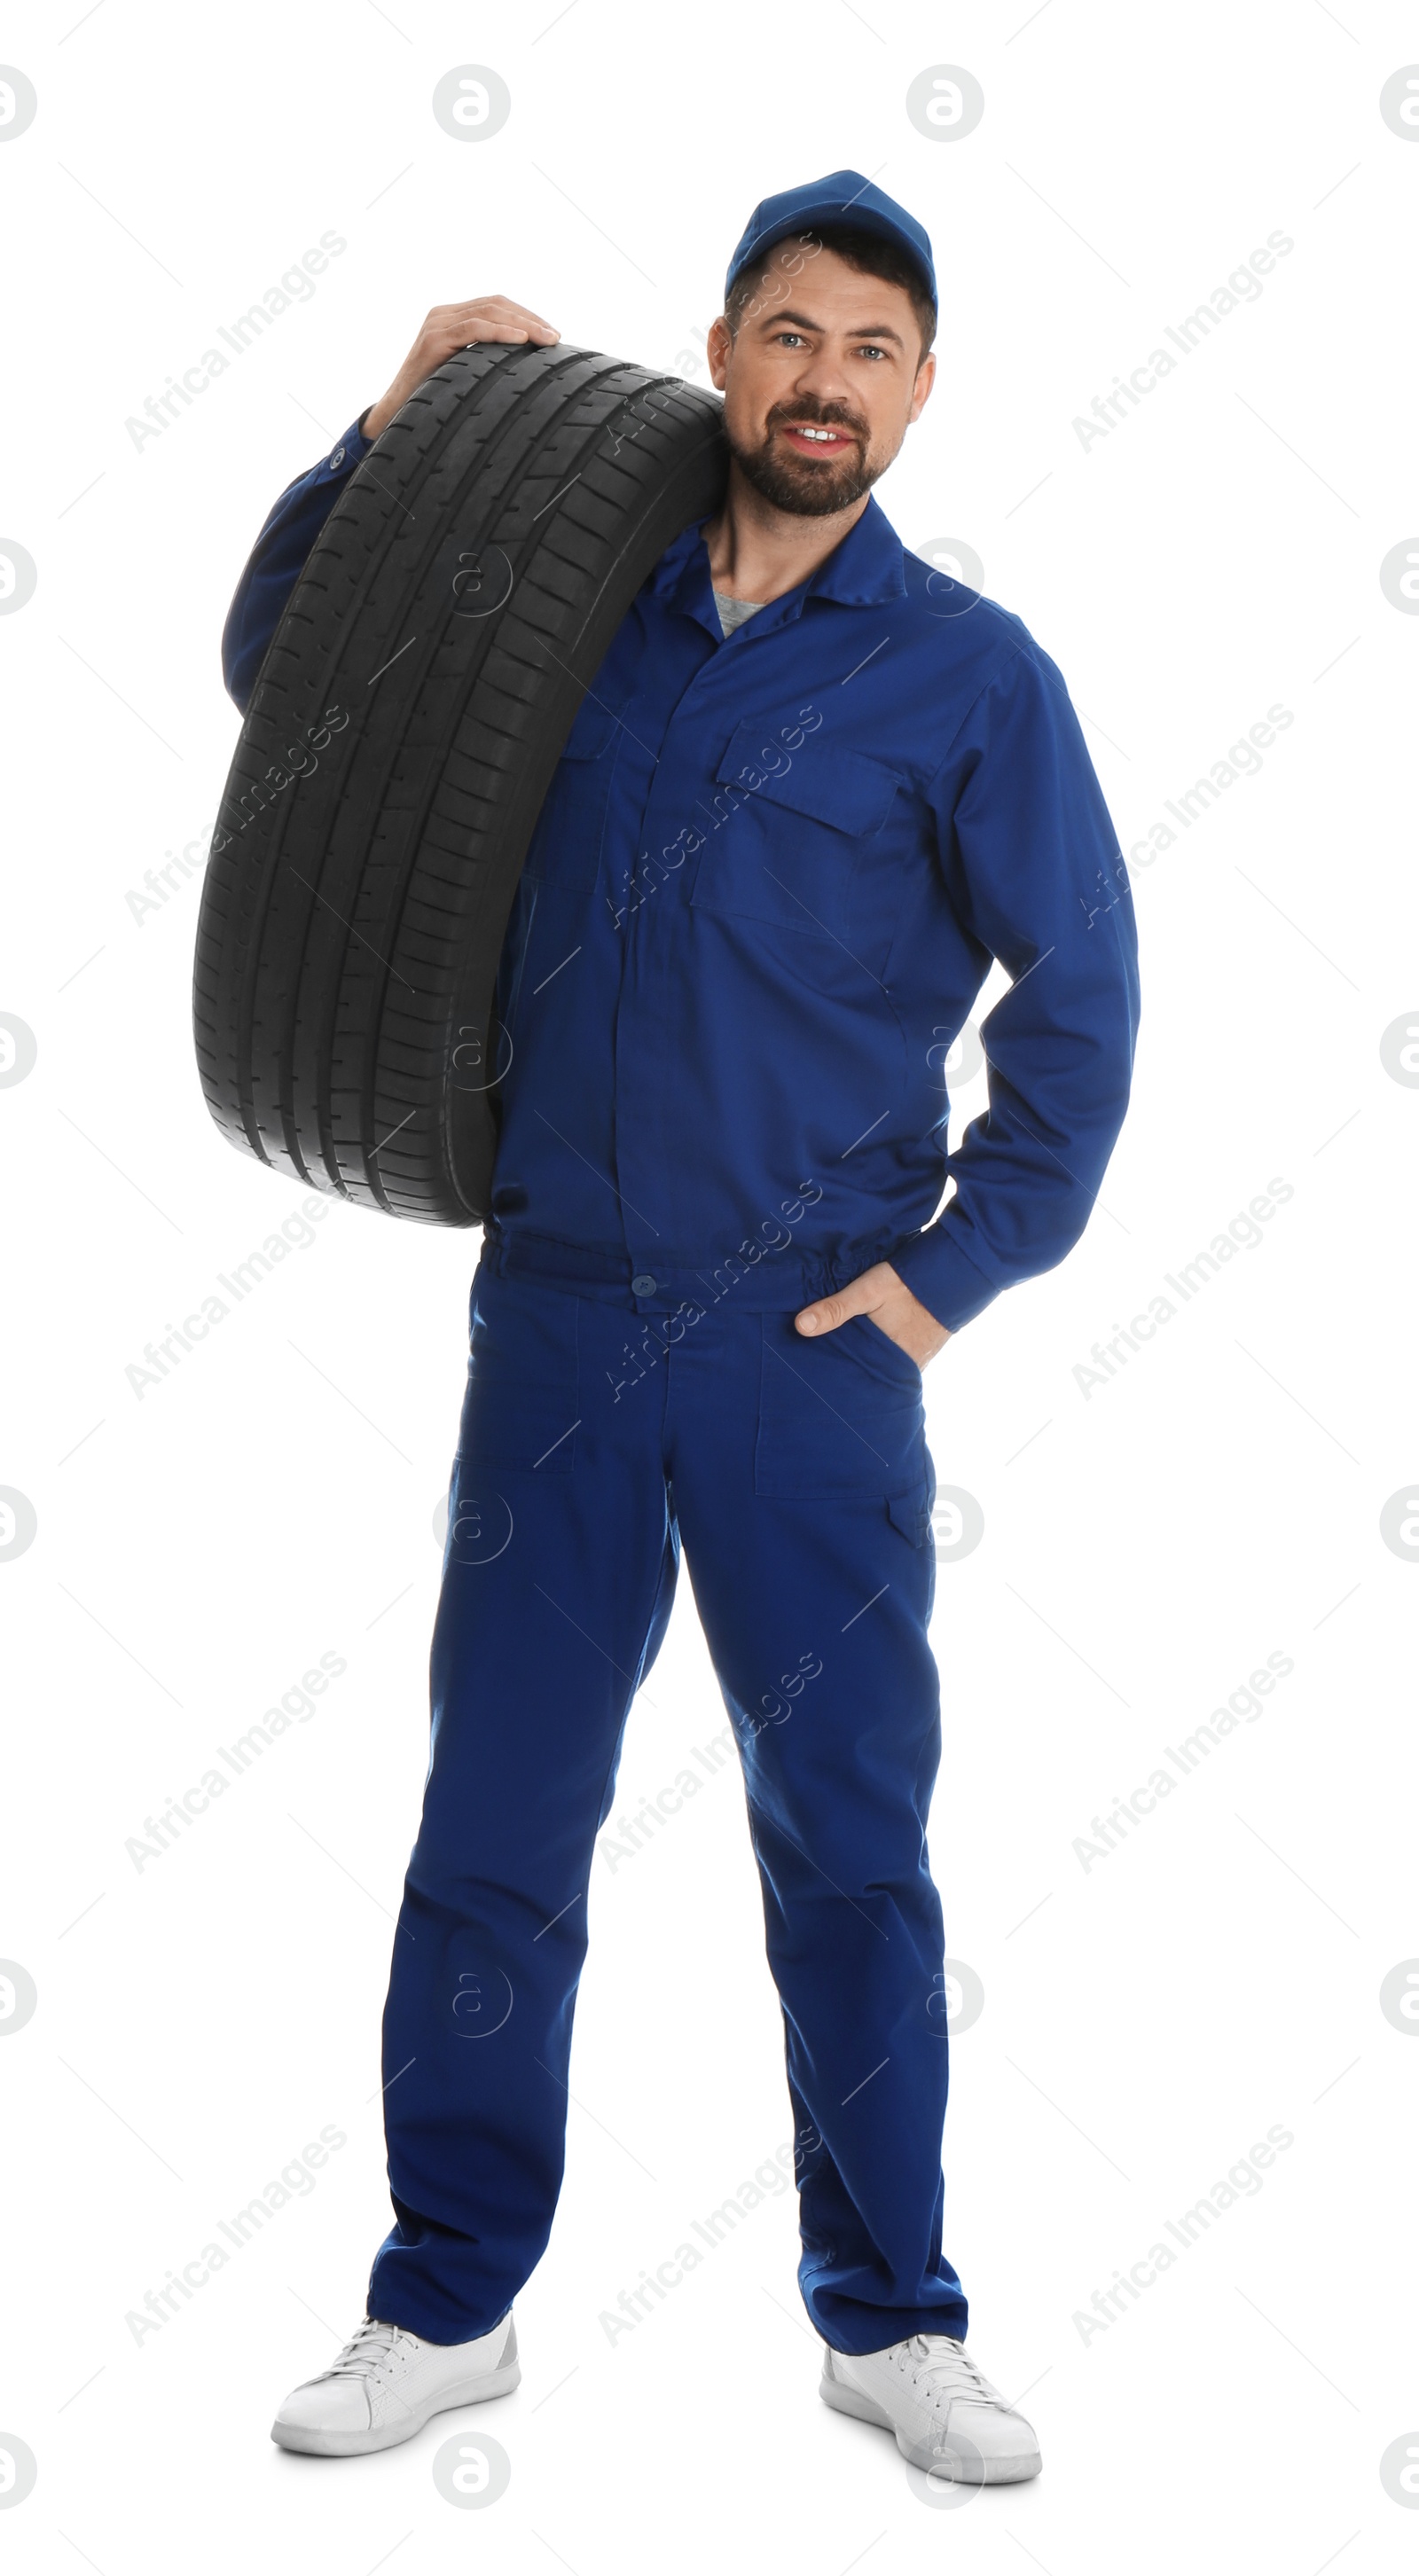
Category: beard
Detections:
[{"x1": 728, "y1": 396, "x2": 882, "y2": 518}]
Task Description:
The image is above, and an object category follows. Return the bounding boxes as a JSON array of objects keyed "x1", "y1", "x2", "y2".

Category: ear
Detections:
[
  {"x1": 907, "y1": 350, "x2": 937, "y2": 426},
  {"x1": 707, "y1": 315, "x2": 733, "y2": 393}
]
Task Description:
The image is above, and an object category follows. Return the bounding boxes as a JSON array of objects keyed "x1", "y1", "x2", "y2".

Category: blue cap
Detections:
[{"x1": 725, "y1": 168, "x2": 936, "y2": 313}]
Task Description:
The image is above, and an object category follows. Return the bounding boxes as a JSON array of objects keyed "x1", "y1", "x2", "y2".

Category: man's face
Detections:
[{"x1": 708, "y1": 240, "x2": 936, "y2": 518}]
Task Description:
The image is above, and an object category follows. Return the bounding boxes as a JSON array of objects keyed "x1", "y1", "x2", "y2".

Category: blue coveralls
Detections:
[{"x1": 223, "y1": 413, "x2": 1140, "y2": 2353}]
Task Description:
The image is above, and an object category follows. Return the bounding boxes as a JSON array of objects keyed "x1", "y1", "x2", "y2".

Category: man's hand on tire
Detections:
[
  {"x1": 362, "y1": 297, "x2": 561, "y2": 441},
  {"x1": 796, "y1": 1264, "x2": 951, "y2": 1368}
]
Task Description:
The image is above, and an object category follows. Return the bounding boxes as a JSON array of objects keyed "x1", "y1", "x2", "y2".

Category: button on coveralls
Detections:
[{"x1": 223, "y1": 416, "x2": 1140, "y2": 2353}]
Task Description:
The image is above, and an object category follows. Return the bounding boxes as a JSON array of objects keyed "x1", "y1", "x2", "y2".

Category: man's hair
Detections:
[{"x1": 725, "y1": 223, "x2": 937, "y2": 360}]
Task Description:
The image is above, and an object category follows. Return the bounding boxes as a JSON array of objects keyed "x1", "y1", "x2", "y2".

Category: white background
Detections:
[{"x1": 3, "y1": 0, "x2": 1416, "y2": 2567}]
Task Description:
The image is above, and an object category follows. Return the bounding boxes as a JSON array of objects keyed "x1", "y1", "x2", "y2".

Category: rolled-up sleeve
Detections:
[
  {"x1": 220, "y1": 413, "x2": 372, "y2": 715},
  {"x1": 891, "y1": 635, "x2": 1141, "y2": 1334}
]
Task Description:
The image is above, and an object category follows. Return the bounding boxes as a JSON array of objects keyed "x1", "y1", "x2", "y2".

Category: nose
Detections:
[{"x1": 785, "y1": 347, "x2": 856, "y2": 411}]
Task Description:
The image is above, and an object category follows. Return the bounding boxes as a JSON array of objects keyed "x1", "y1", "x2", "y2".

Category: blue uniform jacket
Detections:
[{"x1": 222, "y1": 415, "x2": 1139, "y2": 1333}]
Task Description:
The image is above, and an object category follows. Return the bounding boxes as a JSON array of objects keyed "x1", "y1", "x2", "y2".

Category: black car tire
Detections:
[{"x1": 192, "y1": 342, "x2": 726, "y2": 1223}]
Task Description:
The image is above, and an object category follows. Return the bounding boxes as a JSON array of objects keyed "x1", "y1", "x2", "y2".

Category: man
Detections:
[{"x1": 223, "y1": 173, "x2": 1139, "y2": 2478}]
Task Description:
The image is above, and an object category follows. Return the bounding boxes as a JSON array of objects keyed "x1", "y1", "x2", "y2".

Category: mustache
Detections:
[{"x1": 764, "y1": 397, "x2": 869, "y2": 442}]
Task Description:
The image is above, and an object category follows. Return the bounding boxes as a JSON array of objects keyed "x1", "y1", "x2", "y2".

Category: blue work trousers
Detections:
[{"x1": 367, "y1": 1251, "x2": 968, "y2": 2354}]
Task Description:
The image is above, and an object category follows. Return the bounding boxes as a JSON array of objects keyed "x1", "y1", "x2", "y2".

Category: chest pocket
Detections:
[
  {"x1": 688, "y1": 710, "x2": 903, "y2": 938},
  {"x1": 522, "y1": 694, "x2": 623, "y2": 893}
]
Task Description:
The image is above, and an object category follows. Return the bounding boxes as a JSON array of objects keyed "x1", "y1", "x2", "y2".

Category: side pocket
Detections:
[
  {"x1": 887, "y1": 1484, "x2": 932, "y2": 1547},
  {"x1": 455, "y1": 1272, "x2": 580, "y2": 1472},
  {"x1": 754, "y1": 1311, "x2": 926, "y2": 1499}
]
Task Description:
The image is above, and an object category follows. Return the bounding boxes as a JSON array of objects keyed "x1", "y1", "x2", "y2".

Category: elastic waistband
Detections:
[{"x1": 482, "y1": 1223, "x2": 911, "y2": 1313}]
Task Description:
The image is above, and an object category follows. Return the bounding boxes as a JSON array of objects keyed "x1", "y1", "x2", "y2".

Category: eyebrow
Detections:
[{"x1": 759, "y1": 306, "x2": 907, "y2": 348}]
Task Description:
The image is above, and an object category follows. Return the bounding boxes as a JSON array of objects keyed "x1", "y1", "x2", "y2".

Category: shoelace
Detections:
[
  {"x1": 317, "y1": 2316, "x2": 413, "y2": 2384},
  {"x1": 901, "y1": 2335, "x2": 1007, "y2": 2415}
]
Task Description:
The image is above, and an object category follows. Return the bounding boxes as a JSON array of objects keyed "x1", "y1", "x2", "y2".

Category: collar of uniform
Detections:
[
  {"x1": 802, "y1": 495, "x2": 907, "y2": 609},
  {"x1": 648, "y1": 492, "x2": 906, "y2": 642}
]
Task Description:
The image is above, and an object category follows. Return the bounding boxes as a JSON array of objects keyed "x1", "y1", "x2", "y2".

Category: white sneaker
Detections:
[
  {"x1": 271, "y1": 2311, "x2": 520, "y2": 2456},
  {"x1": 820, "y1": 2332, "x2": 1041, "y2": 2483}
]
